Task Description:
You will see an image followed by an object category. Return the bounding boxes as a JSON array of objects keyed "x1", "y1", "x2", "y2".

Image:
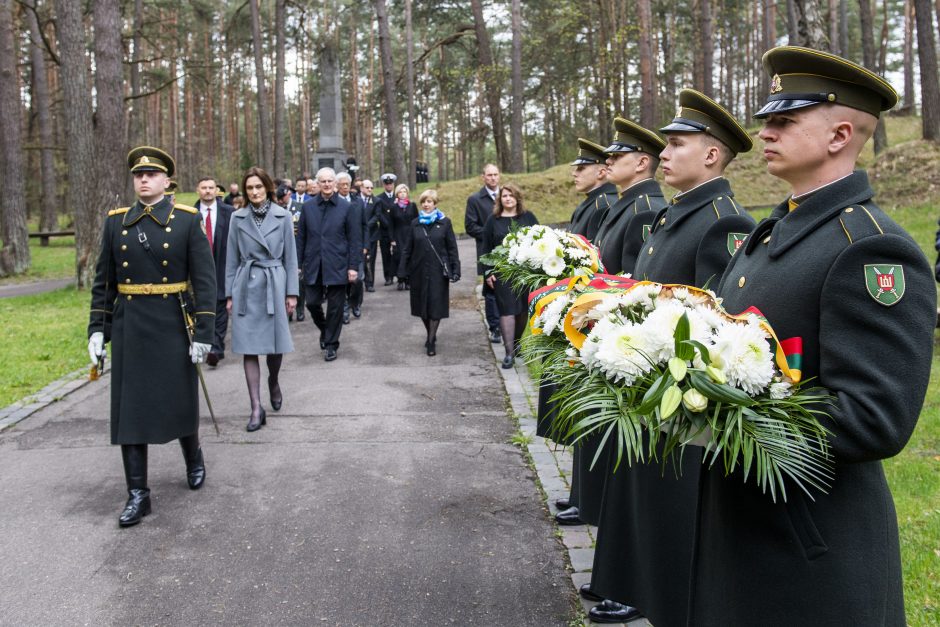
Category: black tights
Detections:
[
  {"x1": 421, "y1": 317, "x2": 441, "y2": 344},
  {"x1": 243, "y1": 354, "x2": 283, "y2": 414},
  {"x1": 500, "y1": 313, "x2": 527, "y2": 359}
]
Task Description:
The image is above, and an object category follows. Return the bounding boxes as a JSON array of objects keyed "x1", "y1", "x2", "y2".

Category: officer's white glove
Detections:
[
  {"x1": 189, "y1": 342, "x2": 212, "y2": 364},
  {"x1": 88, "y1": 332, "x2": 105, "y2": 367}
]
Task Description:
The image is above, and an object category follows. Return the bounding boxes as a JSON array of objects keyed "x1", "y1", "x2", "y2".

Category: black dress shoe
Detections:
[
  {"x1": 246, "y1": 408, "x2": 266, "y2": 432},
  {"x1": 366, "y1": 286, "x2": 375, "y2": 292},
  {"x1": 427, "y1": 341, "x2": 436, "y2": 357},
  {"x1": 118, "y1": 488, "x2": 151, "y2": 527},
  {"x1": 579, "y1": 584, "x2": 605, "y2": 602},
  {"x1": 384, "y1": 279, "x2": 393, "y2": 286},
  {"x1": 556, "y1": 497, "x2": 571, "y2": 509},
  {"x1": 325, "y1": 348, "x2": 337, "y2": 361},
  {"x1": 588, "y1": 600, "x2": 641, "y2": 624},
  {"x1": 404, "y1": 282, "x2": 410, "y2": 290},
  {"x1": 489, "y1": 330, "x2": 502, "y2": 344},
  {"x1": 343, "y1": 310, "x2": 351, "y2": 324},
  {"x1": 296, "y1": 310, "x2": 305, "y2": 321},
  {"x1": 501, "y1": 355, "x2": 514, "y2": 369},
  {"x1": 352, "y1": 306, "x2": 361, "y2": 318},
  {"x1": 397, "y1": 282, "x2": 405, "y2": 291},
  {"x1": 554, "y1": 506, "x2": 583, "y2": 525},
  {"x1": 206, "y1": 352, "x2": 220, "y2": 367},
  {"x1": 269, "y1": 377, "x2": 282, "y2": 411},
  {"x1": 186, "y1": 448, "x2": 206, "y2": 490}
]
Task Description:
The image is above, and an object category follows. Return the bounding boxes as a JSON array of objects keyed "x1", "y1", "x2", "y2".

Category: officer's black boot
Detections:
[
  {"x1": 179, "y1": 434, "x2": 206, "y2": 490},
  {"x1": 119, "y1": 444, "x2": 150, "y2": 527}
]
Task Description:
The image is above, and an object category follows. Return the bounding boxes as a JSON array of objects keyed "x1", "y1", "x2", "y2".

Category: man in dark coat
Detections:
[
  {"x1": 374, "y1": 173, "x2": 398, "y2": 285},
  {"x1": 587, "y1": 93, "x2": 756, "y2": 626},
  {"x1": 567, "y1": 138, "x2": 618, "y2": 241},
  {"x1": 87, "y1": 146, "x2": 216, "y2": 528},
  {"x1": 336, "y1": 172, "x2": 366, "y2": 320},
  {"x1": 687, "y1": 47, "x2": 935, "y2": 627},
  {"x1": 195, "y1": 176, "x2": 234, "y2": 366},
  {"x1": 359, "y1": 179, "x2": 381, "y2": 292},
  {"x1": 297, "y1": 167, "x2": 362, "y2": 361},
  {"x1": 464, "y1": 164, "x2": 502, "y2": 344},
  {"x1": 222, "y1": 182, "x2": 240, "y2": 206}
]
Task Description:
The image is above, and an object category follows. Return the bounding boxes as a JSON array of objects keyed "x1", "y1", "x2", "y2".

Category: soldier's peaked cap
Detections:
[
  {"x1": 380, "y1": 173, "x2": 397, "y2": 183},
  {"x1": 127, "y1": 146, "x2": 175, "y2": 178},
  {"x1": 661, "y1": 89, "x2": 753, "y2": 154},
  {"x1": 755, "y1": 46, "x2": 898, "y2": 119},
  {"x1": 604, "y1": 117, "x2": 666, "y2": 156},
  {"x1": 571, "y1": 138, "x2": 609, "y2": 165}
]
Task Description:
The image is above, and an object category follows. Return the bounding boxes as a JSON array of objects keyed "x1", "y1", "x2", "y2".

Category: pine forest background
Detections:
[{"x1": 1, "y1": 0, "x2": 940, "y2": 285}]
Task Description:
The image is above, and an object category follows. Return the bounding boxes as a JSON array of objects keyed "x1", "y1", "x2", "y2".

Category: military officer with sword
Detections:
[{"x1": 87, "y1": 146, "x2": 217, "y2": 527}]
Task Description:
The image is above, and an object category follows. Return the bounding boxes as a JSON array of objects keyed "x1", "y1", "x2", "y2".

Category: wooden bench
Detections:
[{"x1": 28, "y1": 230, "x2": 75, "y2": 246}]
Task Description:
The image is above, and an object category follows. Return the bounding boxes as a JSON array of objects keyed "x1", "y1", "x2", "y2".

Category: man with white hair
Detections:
[{"x1": 296, "y1": 167, "x2": 362, "y2": 361}]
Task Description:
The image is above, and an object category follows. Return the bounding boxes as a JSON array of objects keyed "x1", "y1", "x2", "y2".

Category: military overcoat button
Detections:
[{"x1": 738, "y1": 276, "x2": 746, "y2": 288}]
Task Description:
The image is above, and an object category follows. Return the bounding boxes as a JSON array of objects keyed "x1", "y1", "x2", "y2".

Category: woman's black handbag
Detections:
[{"x1": 423, "y1": 226, "x2": 451, "y2": 280}]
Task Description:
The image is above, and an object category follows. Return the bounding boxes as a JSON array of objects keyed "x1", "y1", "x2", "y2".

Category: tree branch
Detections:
[
  {"x1": 17, "y1": 0, "x2": 59, "y2": 65},
  {"x1": 395, "y1": 24, "x2": 474, "y2": 88},
  {"x1": 124, "y1": 71, "x2": 189, "y2": 101}
]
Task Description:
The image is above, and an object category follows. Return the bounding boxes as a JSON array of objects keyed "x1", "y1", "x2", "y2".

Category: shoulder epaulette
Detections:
[
  {"x1": 837, "y1": 204, "x2": 884, "y2": 244},
  {"x1": 711, "y1": 195, "x2": 742, "y2": 218},
  {"x1": 108, "y1": 207, "x2": 129, "y2": 216},
  {"x1": 174, "y1": 203, "x2": 199, "y2": 214}
]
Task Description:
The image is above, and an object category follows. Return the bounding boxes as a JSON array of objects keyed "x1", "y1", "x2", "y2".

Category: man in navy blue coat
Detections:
[{"x1": 297, "y1": 167, "x2": 362, "y2": 361}]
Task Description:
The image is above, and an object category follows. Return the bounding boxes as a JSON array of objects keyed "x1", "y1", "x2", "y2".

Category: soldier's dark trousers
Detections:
[
  {"x1": 307, "y1": 283, "x2": 346, "y2": 350},
  {"x1": 364, "y1": 242, "x2": 378, "y2": 288},
  {"x1": 296, "y1": 272, "x2": 306, "y2": 320},
  {"x1": 379, "y1": 236, "x2": 394, "y2": 281},
  {"x1": 212, "y1": 298, "x2": 228, "y2": 358},
  {"x1": 482, "y1": 282, "x2": 500, "y2": 333}
]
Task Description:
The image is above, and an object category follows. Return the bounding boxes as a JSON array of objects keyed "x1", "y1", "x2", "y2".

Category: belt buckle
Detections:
[{"x1": 142, "y1": 283, "x2": 153, "y2": 295}]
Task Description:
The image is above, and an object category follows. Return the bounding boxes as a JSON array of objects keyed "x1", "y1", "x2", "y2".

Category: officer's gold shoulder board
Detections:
[
  {"x1": 727, "y1": 233, "x2": 748, "y2": 255},
  {"x1": 174, "y1": 203, "x2": 198, "y2": 214},
  {"x1": 108, "y1": 207, "x2": 130, "y2": 216},
  {"x1": 864, "y1": 264, "x2": 905, "y2": 306}
]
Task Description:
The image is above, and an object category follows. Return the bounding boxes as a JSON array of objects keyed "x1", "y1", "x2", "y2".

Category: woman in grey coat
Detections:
[{"x1": 225, "y1": 167, "x2": 299, "y2": 431}]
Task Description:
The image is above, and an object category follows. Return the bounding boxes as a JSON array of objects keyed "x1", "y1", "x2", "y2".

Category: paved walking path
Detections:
[
  {"x1": 0, "y1": 277, "x2": 73, "y2": 298},
  {"x1": 0, "y1": 239, "x2": 581, "y2": 625}
]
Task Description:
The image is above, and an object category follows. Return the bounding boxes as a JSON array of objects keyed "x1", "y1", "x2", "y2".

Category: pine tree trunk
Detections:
[
  {"x1": 26, "y1": 7, "x2": 57, "y2": 235},
  {"x1": 469, "y1": 0, "x2": 510, "y2": 172},
  {"x1": 405, "y1": 0, "x2": 416, "y2": 188},
  {"x1": 0, "y1": 0, "x2": 29, "y2": 275},
  {"x1": 93, "y1": 0, "x2": 126, "y2": 212},
  {"x1": 638, "y1": 0, "x2": 655, "y2": 127},
  {"x1": 786, "y1": 0, "x2": 800, "y2": 43},
  {"x1": 700, "y1": 0, "x2": 714, "y2": 97},
  {"x1": 373, "y1": 0, "x2": 405, "y2": 177},
  {"x1": 509, "y1": 0, "x2": 524, "y2": 172},
  {"x1": 903, "y1": 0, "x2": 916, "y2": 112},
  {"x1": 273, "y1": 0, "x2": 286, "y2": 176},
  {"x1": 858, "y1": 0, "x2": 889, "y2": 152},
  {"x1": 914, "y1": 0, "x2": 940, "y2": 140},
  {"x1": 794, "y1": 0, "x2": 830, "y2": 49},
  {"x1": 250, "y1": 0, "x2": 271, "y2": 171}
]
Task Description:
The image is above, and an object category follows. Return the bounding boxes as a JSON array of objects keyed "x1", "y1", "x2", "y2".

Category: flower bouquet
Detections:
[
  {"x1": 530, "y1": 279, "x2": 834, "y2": 502},
  {"x1": 479, "y1": 224, "x2": 604, "y2": 294}
]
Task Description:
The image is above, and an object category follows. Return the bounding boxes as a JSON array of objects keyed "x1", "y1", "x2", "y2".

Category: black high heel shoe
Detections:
[
  {"x1": 269, "y1": 376, "x2": 282, "y2": 411},
  {"x1": 247, "y1": 408, "x2": 267, "y2": 432},
  {"x1": 427, "y1": 339, "x2": 436, "y2": 356}
]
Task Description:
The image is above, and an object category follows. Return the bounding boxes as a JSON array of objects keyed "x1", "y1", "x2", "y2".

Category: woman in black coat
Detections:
[
  {"x1": 397, "y1": 189, "x2": 460, "y2": 356},
  {"x1": 481, "y1": 182, "x2": 539, "y2": 368},
  {"x1": 390, "y1": 183, "x2": 419, "y2": 290}
]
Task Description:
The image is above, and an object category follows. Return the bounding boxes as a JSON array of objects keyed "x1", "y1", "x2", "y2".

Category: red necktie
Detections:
[{"x1": 205, "y1": 209, "x2": 213, "y2": 252}]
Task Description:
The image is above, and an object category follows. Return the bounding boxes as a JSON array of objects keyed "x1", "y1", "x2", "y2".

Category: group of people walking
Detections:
[{"x1": 85, "y1": 44, "x2": 933, "y2": 626}]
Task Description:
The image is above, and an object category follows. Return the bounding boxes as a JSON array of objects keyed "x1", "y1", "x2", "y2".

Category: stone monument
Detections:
[{"x1": 312, "y1": 41, "x2": 347, "y2": 173}]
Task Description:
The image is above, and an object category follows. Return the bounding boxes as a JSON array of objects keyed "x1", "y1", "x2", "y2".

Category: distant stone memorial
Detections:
[{"x1": 313, "y1": 41, "x2": 347, "y2": 173}]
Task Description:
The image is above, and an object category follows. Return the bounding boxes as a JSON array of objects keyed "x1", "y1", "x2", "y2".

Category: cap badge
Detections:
[
  {"x1": 675, "y1": 107, "x2": 682, "y2": 119},
  {"x1": 140, "y1": 156, "x2": 150, "y2": 164},
  {"x1": 770, "y1": 74, "x2": 783, "y2": 94}
]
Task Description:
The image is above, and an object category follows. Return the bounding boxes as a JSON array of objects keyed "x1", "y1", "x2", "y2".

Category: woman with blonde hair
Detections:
[
  {"x1": 481, "y1": 183, "x2": 538, "y2": 368},
  {"x1": 390, "y1": 183, "x2": 419, "y2": 290}
]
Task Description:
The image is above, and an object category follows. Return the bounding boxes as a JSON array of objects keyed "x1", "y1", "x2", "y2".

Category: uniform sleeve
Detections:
[
  {"x1": 224, "y1": 218, "x2": 240, "y2": 298},
  {"x1": 187, "y1": 214, "x2": 217, "y2": 344},
  {"x1": 587, "y1": 194, "x2": 612, "y2": 242},
  {"x1": 397, "y1": 223, "x2": 414, "y2": 279},
  {"x1": 695, "y1": 214, "x2": 756, "y2": 289},
  {"x1": 282, "y1": 215, "x2": 299, "y2": 297},
  {"x1": 465, "y1": 196, "x2": 486, "y2": 241},
  {"x1": 444, "y1": 220, "x2": 460, "y2": 280},
  {"x1": 88, "y1": 216, "x2": 117, "y2": 341},
  {"x1": 346, "y1": 202, "x2": 363, "y2": 270},
  {"x1": 817, "y1": 234, "x2": 936, "y2": 462},
  {"x1": 621, "y1": 209, "x2": 655, "y2": 275}
]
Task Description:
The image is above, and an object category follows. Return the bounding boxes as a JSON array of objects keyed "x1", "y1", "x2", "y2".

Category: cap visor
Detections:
[
  {"x1": 603, "y1": 143, "x2": 637, "y2": 154},
  {"x1": 659, "y1": 121, "x2": 702, "y2": 134},
  {"x1": 131, "y1": 166, "x2": 166, "y2": 174},
  {"x1": 754, "y1": 98, "x2": 821, "y2": 118},
  {"x1": 571, "y1": 157, "x2": 601, "y2": 165}
]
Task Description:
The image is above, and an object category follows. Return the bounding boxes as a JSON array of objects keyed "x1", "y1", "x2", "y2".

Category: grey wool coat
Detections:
[{"x1": 225, "y1": 204, "x2": 299, "y2": 355}]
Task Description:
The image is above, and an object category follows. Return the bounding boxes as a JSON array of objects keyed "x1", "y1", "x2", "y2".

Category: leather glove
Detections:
[
  {"x1": 88, "y1": 332, "x2": 105, "y2": 367},
  {"x1": 189, "y1": 342, "x2": 212, "y2": 364}
]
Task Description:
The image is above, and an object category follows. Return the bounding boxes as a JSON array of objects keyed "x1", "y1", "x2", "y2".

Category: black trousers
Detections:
[
  {"x1": 482, "y1": 281, "x2": 500, "y2": 333},
  {"x1": 212, "y1": 298, "x2": 228, "y2": 357},
  {"x1": 347, "y1": 259, "x2": 365, "y2": 308},
  {"x1": 379, "y1": 236, "x2": 394, "y2": 280},
  {"x1": 306, "y1": 282, "x2": 347, "y2": 349},
  {"x1": 364, "y1": 241, "x2": 378, "y2": 288}
]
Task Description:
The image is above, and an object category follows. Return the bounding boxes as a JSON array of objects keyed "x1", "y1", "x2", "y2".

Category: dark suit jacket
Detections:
[
  {"x1": 465, "y1": 186, "x2": 498, "y2": 274},
  {"x1": 200, "y1": 200, "x2": 235, "y2": 300},
  {"x1": 297, "y1": 193, "x2": 362, "y2": 286}
]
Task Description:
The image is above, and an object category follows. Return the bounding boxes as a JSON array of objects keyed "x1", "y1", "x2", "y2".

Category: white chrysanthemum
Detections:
[
  {"x1": 619, "y1": 283, "x2": 662, "y2": 312},
  {"x1": 769, "y1": 381, "x2": 793, "y2": 399},
  {"x1": 711, "y1": 320, "x2": 775, "y2": 395},
  {"x1": 538, "y1": 295, "x2": 571, "y2": 336},
  {"x1": 579, "y1": 317, "x2": 618, "y2": 367},
  {"x1": 640, "y1": 301, "x2": 711, "y2": 364},
  {"x1": 693, "y1": 303, "x2": 727, "y2": 333},
  {"x1": 542, "y1": 255, "x2": 566, "y2": 277},
  {"x1": 592, "y1": 322, "x2": 654, "y2": 384}
]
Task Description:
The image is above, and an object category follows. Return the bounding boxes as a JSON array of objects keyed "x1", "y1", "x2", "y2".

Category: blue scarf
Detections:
[{"x1": 418, "y1": 209, "x2": 444, "y2": 225}]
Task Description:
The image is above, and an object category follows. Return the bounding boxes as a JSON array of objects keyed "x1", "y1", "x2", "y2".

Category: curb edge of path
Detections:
[{"x1": 0, "y1": 366, "x2": 97, "y2": 432}]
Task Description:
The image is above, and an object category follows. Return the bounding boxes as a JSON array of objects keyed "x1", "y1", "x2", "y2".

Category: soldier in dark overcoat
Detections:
[
  {"x1": 88, "y1": 146, "x2": 216, "y2": 527},
  {"x1": 687, "y1": 47, "x2": 936, "y2": 627},
  {"x1": 567, "y1": 139, "x2": 618, "y2": 241},
  {"x1": 374, "y1": 174, "x2": 398, "y2": 285},
  {"x1": 587, "y1": 92, "x2": 756, "y2": 625}
]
